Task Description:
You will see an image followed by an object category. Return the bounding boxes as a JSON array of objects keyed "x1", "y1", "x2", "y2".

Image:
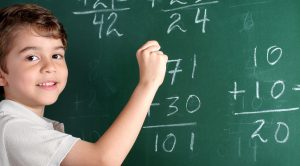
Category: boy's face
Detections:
[{"x1": 0, "y1": 26, "x2": 68, "y2": 111}]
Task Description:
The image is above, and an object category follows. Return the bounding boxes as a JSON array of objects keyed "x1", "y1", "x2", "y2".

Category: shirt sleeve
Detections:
[{"x1": 3, "y1": 119, "x2": 80, "y2": 166}]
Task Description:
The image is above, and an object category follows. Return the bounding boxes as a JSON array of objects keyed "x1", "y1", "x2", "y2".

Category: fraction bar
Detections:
[
  {"x1": 73, "y1": 8, "x2": 130, "y2": 15},
  {"x1": 162, "y1": 1, "x2": 219, "y2": 12},
  {"x1": 230, "y1": 1, "x2": 271, "y2": 8},
  {"x1": 234, "y1": 107, "x2": 299, "y2": 116},
  {"x1": 143, "y1": 122, "x2": 197, "y2": 129}
]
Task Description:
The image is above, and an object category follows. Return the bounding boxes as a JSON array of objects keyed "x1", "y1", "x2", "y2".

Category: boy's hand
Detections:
[{"x1": 136, "y1": 40, "x2": 168, "y2": 88}]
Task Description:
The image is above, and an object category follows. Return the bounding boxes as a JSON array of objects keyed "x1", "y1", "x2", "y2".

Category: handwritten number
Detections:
[
  {"x1": 167, "y1": 13, "x2": 187, "y2": 34},
  {"x1": 251, "y1": 119, "x2": 290, "y2": 144},
  {"x1": 274, "y1": 122, "x2": 289, "y2": 143},
  {"x1": 162, "y1": 133, "x2": 176, "y2": 152},
  {"x1": 270, "y1": 80, "x2": 285, "y2": 99},
  {"x1": 170, "y1": 0, "x2": 188, "y2": 5},
  {"x1": 166, "y1": 96, "x2": 180, "y2": 116},
  {"x1": 107, "y1": 12, "x2": 124, "y2": 37},
  {"x1": 186, "y1": 95, "x2": 201, "y2": 113},
  {"x1": 93, "y1": 12, "x2": 123, "y2": 39},
  {"x1": 251, "y1": 119, "x2": 268, "y2": 143},
  {"x1": 195, "y1": 8, "x2": 209, "y2": 33},
  {"x1": 93, "y1": 14, "x2": 104, "y2": 39},
  {"x1": 93, "y1": 0, "x2": 108, "y2": 9},
  {"x1": 267, "y1": 46, "x2": 283, "y2": 66}
]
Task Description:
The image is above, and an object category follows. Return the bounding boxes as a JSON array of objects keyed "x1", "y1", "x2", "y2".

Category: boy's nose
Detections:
[{"x1": 41, "y1": 59, "x2": 56, "y2": 73}]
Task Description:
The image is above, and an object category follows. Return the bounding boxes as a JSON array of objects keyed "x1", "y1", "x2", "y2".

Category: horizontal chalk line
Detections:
[
  {"x1": 234, "y1": 107, "x2": 299, "y2": 116},
  {"x1": 143, "y1": 122, "x2": 197, "y2": 129}
]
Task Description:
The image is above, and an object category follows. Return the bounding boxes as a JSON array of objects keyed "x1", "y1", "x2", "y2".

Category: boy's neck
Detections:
[
  {"x1": 22, "y1": 103, "x2": 45, "y2": 117},
  {"x1": 7, "y1": 99, "x2": 45, "y2": 117},
  {"x1": 22, "y1": 104, "x2": 45, "y2": 117},
  {"x1": 30, "y1": 107, "x2": 45, "y2": 117}
]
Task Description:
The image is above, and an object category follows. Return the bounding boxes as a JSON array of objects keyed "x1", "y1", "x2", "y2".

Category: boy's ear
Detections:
[{"x1": 0, "y1": 70, "x2": 7, "y2": 86}]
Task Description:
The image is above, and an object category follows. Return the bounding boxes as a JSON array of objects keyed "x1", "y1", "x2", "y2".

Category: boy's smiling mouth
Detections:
[{"x1": 37, "y1": 81, "x2": 57, "y2": 87}]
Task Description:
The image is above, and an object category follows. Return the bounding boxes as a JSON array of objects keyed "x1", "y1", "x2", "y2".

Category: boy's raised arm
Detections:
[{"x1": 62, "y1": 40, "x2": 168, "y2": 166}]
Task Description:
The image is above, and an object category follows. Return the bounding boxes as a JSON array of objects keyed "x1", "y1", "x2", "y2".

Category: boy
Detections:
[{"x1": 0, "y1": 3, "x2": 168, "y2": 166}]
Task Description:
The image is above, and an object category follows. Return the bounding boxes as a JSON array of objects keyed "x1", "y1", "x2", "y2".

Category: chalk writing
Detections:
[
  {"x1": 274, "y1": 122, "x2": 289, "y2": 143},
  {"x1": 251, "y1": 119, "x2": 268, "y2": 143},
  {"x1": 229, "y1": 45, "x2": 300, "y2": 115},
  {"x1": 167, "y1": 13, "x2": 187, "y2": 34},
  {"x1": 154, "y1": 132, "x2": 195, "y2": 152},
  {"x1": 251, "y1": 119, "x2": 289, "y2": 144},
  {"x1": 143, "y1": 52, "x2": 201, "y2": 153},
  {"x1": 167, "y1": 59, "x2": 183, "y2": 85},
  {"x1": 166, "y1": 54, "x2": 198, "y2": 85},
  {"x1": 73, "y1": 1, "x2": 219, "y2": 38},
  {"x1": 73, "y1": 0, "x2": 130, "y2": 39},
  {"x1": 162, "y1": 1, "x2": 218, "y2": 34},
  {"x1": 64, "y1": 1, "x2": 300, "y2": 164},
  {"x1": 229, "y1": 44, "x2": 298, "y2": 161},
  {"x1": 162, "y1": 133, "x2": 176, "y2": 152}
]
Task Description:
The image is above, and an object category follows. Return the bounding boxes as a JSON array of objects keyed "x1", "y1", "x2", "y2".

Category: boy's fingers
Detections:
[
  {"x1": 150, "y1": 51, "x2": 168, "y2": 63},
  {"x1": 138, "y1": 45, "x2": 161, "y2": 56},
  {"x1": 151, "y1": 51, "x2": 164, "y2": 55},
  {"x1": 138, "y1": 40, "x2": 160, "y2": 53}
]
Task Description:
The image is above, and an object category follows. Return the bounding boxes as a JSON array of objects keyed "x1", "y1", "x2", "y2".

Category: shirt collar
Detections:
[{"x1": 0, "y1": 100, "x2": 64, "y2": 132}]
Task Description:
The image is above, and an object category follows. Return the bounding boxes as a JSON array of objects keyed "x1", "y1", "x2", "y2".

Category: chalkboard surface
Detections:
[{"x1": 2, "y1": 0, "x2": 300, "y2": 166}]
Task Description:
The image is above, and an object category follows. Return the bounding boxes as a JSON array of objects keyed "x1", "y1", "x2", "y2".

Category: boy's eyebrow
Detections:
[
  {"x1": 54, "y1": 46, "x2": 66, "y2": 51},
  {"x1": 18, "y1": 46, "x2": 38, "y2": 54},
  {"x1": 18, "y1": 46, "x2": 66, "y2": 54}
]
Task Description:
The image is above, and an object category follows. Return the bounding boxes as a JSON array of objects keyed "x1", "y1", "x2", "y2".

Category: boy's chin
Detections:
[
  {"x1": 40, "y1": 97, "x2": 59, "y2": 106},
  {"x1": 47, "y1": 100, "x2": 59, "y2": 106}
]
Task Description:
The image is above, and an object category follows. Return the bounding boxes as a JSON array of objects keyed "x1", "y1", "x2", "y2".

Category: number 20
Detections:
[{"x1": 251, "y1": 119, "x2": 289, "y2": 143}]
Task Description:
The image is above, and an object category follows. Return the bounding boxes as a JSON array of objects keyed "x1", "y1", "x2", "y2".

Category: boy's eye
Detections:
[
  {"x1": 26, "y1": 55, "x2": 39, "y2": 61},
  {"x1": 52, "y1": 54, "x2": 64, "y2": 60}
]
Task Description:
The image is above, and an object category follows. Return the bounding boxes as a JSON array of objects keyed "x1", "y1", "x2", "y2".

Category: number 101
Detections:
[{"x1": 154, "y1": 132, "x2": 195, "y2": 152}]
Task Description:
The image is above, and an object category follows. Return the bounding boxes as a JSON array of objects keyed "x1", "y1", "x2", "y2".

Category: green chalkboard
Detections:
[{"x1": 2, "y1": 0, "x2": 300, "y2": 165}]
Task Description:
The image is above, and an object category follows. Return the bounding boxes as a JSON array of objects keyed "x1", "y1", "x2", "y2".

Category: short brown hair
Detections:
[{"x1": 0, "y1": 3, "x2": 67, "y2": 73}]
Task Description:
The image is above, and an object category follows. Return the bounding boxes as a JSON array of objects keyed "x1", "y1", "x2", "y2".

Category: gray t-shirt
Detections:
[{"x1": 0, "y1": 100, "x2": 79, "y2": 166}]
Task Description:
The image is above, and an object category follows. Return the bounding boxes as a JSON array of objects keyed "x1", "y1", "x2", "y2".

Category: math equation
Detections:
[
  {"x1": 228, "y1": 44, "x2": 299, "y2": 161},
  {"x1": 73, "y1": 0, "x2": 219, "y2": 39},
  {"x1": 68, "y1": 0, "x2": 300, "y2": 164}
]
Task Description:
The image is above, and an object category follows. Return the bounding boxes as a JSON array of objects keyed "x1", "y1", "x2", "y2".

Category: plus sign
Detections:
[{"x1": 228, "y1": 82, "x2": 246, "y2": 100}]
